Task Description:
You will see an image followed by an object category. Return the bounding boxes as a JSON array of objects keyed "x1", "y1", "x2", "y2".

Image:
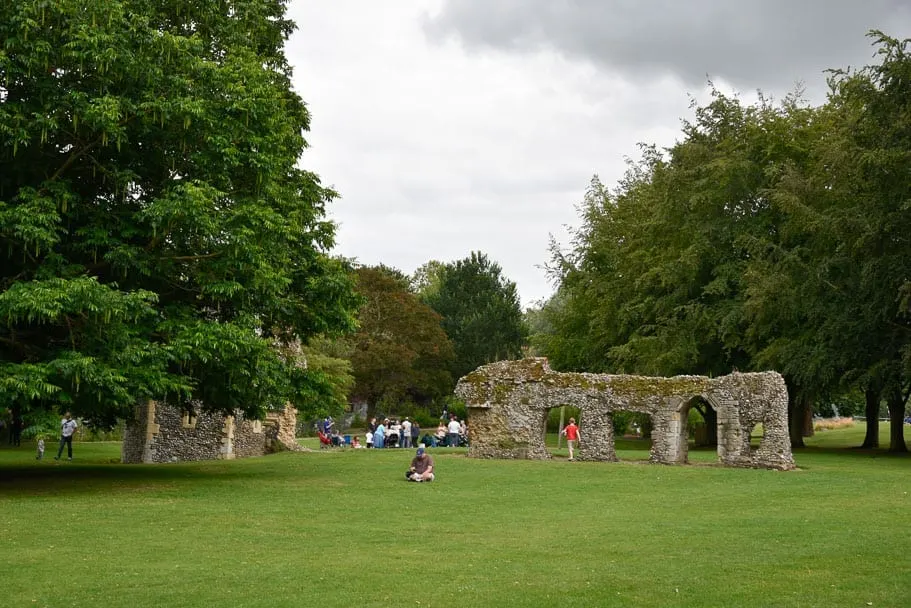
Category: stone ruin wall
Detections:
[
  {"x1": 454, "y1": 358, "x2": 794, "y2": 471},
  {"x1": 122, "y1": 401, "x2": 302, "y2": 464}
]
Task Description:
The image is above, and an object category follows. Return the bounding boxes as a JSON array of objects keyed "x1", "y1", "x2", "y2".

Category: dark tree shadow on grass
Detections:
[{"x1": 0, "y1": 452, "x2": 306, "y2": 497}]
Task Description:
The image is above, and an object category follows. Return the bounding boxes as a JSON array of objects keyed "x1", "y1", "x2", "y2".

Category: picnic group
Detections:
[{"x1": 317, "y1": 415, "x2": 469, "y2": 450}]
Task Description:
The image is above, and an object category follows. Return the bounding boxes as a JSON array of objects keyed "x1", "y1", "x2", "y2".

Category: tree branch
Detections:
[{"x1": 165, "y1": 252, "x2": 223, "y2": 262}]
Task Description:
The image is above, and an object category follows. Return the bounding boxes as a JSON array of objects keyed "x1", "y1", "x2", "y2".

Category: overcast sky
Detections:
[{"x1": 285, "y1": 0, "x2": 911, "y2": 306}]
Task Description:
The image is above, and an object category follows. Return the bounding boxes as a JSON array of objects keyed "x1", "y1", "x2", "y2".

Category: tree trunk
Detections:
[
  {"x1": 802, "y1": 403, "x2": 815, "y2": 437},
  {"x1": 789, "y1": 392, "x2": 806, "y2": 448},
  {"x1": 886, "y1": 389, "x2": 908, "y2": 453},
  {"x1": 703, "y1": 406, "x2": 718, "y2": 447},
  {"x1": 860, "y1": 385, "x2": 880, "y2": 448}
]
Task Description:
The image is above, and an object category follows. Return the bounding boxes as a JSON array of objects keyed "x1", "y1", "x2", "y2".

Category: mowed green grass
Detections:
[{"x1": 1, "y1": 424, "x2": 909, "y2": 608}]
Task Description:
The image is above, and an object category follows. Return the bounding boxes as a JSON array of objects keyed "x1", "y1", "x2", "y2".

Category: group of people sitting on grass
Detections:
[
  {"x1": 427, "y1": 416, "x2": 468, "y2": 448},
  {"x1": 318, "y1": 413, "x2": 470, "y2": 450}
]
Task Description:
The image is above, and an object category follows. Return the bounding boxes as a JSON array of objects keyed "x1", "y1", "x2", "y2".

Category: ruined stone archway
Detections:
[
  {"x1": 671, "y1": 395, "x2": 722, "y2": 464},
  {"x1": 454, "y1": 358, "x2": 794, "y2": 470}
]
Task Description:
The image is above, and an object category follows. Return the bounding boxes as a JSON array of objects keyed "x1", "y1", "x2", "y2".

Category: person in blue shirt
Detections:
[{"x1": 373, "y1": 421, "x2": 386, "y2": 449}]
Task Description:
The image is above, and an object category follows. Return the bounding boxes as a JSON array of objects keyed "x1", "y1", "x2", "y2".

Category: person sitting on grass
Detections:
[
  {"x1": 405, "y1": 446, "x2": 434, "y2": 482},
  {"x1": 352, "y1": 436, "x2": 363, "y2": 448},
  {"x1": 434, "y1": 422, "x2": 447, "y2": 447}
]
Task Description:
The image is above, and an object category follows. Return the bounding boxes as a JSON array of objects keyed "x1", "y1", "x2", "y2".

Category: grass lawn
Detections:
[{"x1": 1, "y1": 424, "x2": 909, "y2": 608}]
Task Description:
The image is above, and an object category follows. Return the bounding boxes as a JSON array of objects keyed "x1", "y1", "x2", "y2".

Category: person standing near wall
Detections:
[
  {"x1": 55, "y1": 412, "x2": 78, "y2": 461},
  {"x1": 447, "y1": 415, "x2": 461, "y2": 448},
  {"x1": 561, "y1": 417, "x2": 581, "y2": 461}
]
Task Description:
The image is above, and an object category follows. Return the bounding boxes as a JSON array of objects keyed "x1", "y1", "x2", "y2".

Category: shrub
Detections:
[
  {"x1": 813, "y1": 417, "x2": 855, "y2": 432},
  {"x1": 410, "y1": 408, "x2": 438, "y2": 429},
  {"x1": 612, "y1": 411, "x2": 632, "y2": 436},
  {"x1": 442, "y1": 396, "x2": 467, "y2": 421}
]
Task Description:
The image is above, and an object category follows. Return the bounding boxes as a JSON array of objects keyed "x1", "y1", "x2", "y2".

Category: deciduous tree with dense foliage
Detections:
[
  {"x1": 348, "y1": 266, "x2": 454, "y2": 414},
  {"x1": 0, "y1": 0, "x2": 359, "y2": 426},
  {"x1": 420, "y1": 252, "x2": 527, "y2": 380},
  {"x1": 541, "y1": 33, "x2": 911, "y2": 451}
]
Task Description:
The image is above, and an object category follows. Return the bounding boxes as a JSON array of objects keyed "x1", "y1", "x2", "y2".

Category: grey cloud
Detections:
[{"x1": 425, "y1": 0, "x2": 911, "y2": 91}]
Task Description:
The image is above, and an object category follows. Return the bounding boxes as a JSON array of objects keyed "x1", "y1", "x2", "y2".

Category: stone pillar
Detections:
[
  {"x1": 121, "y1": 400, "x2": 160, "y2": 464},
  {"x1": 220, "y1": 415, "x2": 235, "y2": 459},
  {"x1": 664, "y1": 398, "x2": 687, "y2": 464},
  {"x1": 578, "y1": 402, "x2": 616, "y2": 462},
  {"x1": 713, "y1": 397, "x2": 745, "y2": 466},
  {"x1": 649, "y1": 408, "x2": 675, "y2": 464},
  {"x1": 752, "y1": 394, "x2": 795, "y2": 470}
]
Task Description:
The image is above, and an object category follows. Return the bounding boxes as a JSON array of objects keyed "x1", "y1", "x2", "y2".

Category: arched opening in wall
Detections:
[
  {"x1": 546, "y1": 404, "x2": 580, "y2": 459},
  {"x1": 675, "y1": 397, "x2": 717, "y2": 464},
  {"x1": 613, "y1": 410, "x2": 652, "y2": 461},
  {"x1": 750, "y1": 422, "x2": 765, "y2": 453}
]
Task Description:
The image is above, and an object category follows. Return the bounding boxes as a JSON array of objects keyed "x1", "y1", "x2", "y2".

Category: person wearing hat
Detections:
[{"x1": 405, "y1": 446, "x2": 434, "y2": 482}]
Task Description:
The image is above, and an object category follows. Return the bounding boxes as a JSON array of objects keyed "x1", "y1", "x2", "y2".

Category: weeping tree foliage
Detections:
[
  {"x1": 540, "y1": 33, "x2": 911, "y2": 451},
  {"x1": 0, "y1": 0, "x2": 360, "y2": 426}
]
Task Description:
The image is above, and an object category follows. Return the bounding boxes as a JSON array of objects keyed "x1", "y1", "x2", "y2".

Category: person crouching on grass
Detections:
[
  {"x1": 405, "y1": 446, "x2": 434, "y2": 482},
  {"x1": 561, "y1": 417, "x2": 581, "y2": 461}
]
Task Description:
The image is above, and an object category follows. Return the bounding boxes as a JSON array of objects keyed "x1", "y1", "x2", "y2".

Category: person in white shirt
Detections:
[
  {"x1": 390, "y1": 420, "x2": 402, "y2": 448},
  {"x1": 447, "y1": 416, "x2": 461, "y2": 448},
  {"x1": 401, "y1": 418, "x2": 413, "y2": 449},
  {"x1": 55, "y1": 412, "x2": 78, "y2": 461}
]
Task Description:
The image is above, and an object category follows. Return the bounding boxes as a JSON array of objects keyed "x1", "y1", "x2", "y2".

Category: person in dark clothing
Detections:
[
  {"x1": 411, "y1": 422, "x2": 420, "y2": 449},
  {"x1": 55, "y1": 412, "x2": 78, "y2": 460},
  {"x1": 10, "y1": 411, "x2": 23, "y2": 447}
]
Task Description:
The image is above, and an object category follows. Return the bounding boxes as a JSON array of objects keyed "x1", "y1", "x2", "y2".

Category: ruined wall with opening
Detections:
[
  {"x1": 454, "y1": 358, "x2": 794, "y2": 470},
  {"x1": 122, "y1": 402, "x2": 302, "y2": 464}
]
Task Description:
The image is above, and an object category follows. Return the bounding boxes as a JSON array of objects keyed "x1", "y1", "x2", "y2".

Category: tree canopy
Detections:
[
  {"x1": 537, "y1": 33, "x2": 911, "y2": 451},
  {"x1": 0, "y1": 0, "x2": 359, "y2": 425},
  {"x1": 348, "y1": 266, "x2": 454, "y2": 413},
  {"x1": 420, "y1": 252, "x2": 527, "y2": 380}
]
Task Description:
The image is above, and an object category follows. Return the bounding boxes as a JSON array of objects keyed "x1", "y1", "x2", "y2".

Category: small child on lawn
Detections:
[
  {"x1": 36, "y1": 437, "x2": 45, "y2": 460},
  {"x1": 561, "y1": 418, "x2": 581, "y2": 461}
]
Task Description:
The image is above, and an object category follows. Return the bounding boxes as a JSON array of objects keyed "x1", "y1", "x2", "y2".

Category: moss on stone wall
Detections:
[{"x1": 455, "y1": 358, "x2": 794, "y2": 470}]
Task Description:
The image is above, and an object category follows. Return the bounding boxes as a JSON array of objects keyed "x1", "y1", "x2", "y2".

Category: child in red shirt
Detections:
[{"x1": 561, "y1": 418, "x2": 581, "y2": 461}]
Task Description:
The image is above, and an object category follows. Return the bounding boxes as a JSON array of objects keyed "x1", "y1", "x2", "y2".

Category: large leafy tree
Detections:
[
  {"x1": 0, "y1": 0, "x2": 359, "y2": 425},
  {"x1": 755, "y1": 33, "x2": 911, "y2": 451},
  {"x1": 348, "y1": 266, "x2": 454, "y2": 413},
  {"x1": 420, "y1": 252, "x2": 527, "y2": 380},
  {"x1": 543, "y1": 33, "x2": 911, "y2": 451}
]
